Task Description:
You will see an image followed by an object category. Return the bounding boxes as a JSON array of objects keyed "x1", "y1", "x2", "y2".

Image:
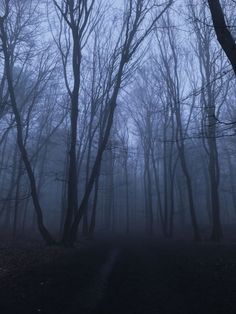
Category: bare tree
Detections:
[
  {"x1": 0, "y1": 0, "x2": 55, "y2": 245},
  {"x1": 65, "y1": 0, "x2": 173, "y2": 245},
  {"x1": 52, "y1": 0, "x2": 99, "y2": 244}
]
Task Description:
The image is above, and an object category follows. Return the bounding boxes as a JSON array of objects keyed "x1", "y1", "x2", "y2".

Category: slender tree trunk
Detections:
[
  {"x1": 163, "y1": 132, "x2": 169, "y2": 236},
  {"x1": 208, "y1": 135, "x2": 222, "y2": 241},
  {"x1": 88, "y1": 174, "x2": 100, "y2": 236},
  {"x1": 1, "y1": 141, "x2": 17, "y2": 228},
  {"x1": 60, "y1": 153, "x2": 69, "y2": 237},
  {"x1": 168, "y1": 163, "x2": 175, "y2": 238},
  {"x1": 13, "y1": 157, "x2": 23, "y2": 238},
  {"x1": 205, "y1": 61, "x2": 222, "y2": 241},
  {"x1": 144, "y1": 153, "x2": 153, "y2": 235},
  {"x1": 151, "y1": 149, "x2": 164, "y2": 235},
  {"x1": 178, "y1": 146, "x2": 201, "y2": 241},
  {"x1": 124, "y1": 153, "x2": 130, "y2": 234},
  {"x1": 0, "y1": 20, "x2": 55, "y2": 245},
  {"x1": 82, "y1": 136, "x2": 92, "y2": 236},
  {"x1": 62, "y1": 31, "x2": 80, "y2": 244}
]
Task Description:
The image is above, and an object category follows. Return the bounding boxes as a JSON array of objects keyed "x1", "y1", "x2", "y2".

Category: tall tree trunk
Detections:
[
  {"x1": 151, "y1": 150, "x2": 164, "y2": 235},
  {"x1": 163, "y1": 133, "x2": 169, "y2": 237},
  {"x1": 0, "y1": 19, "x2": 55, "y2": 245},
  {"x1": 207, "y1": 122, "x2": 222, "y2": 241},
  {"x1": 13, "y1": 157, "x2": 23, "y2": 238},
  {"x1": 124, "y1": 152, "x2": 130, "y2": 234},
  {"x1": 62, "y1": 30, "x2": 80, "y2": 244},
  {"x1": 88, "y1": 174, "x2": 100, "y2": 236},
  {"x1": 144, "y1": 153, "x2": 153, "y2": 235},
  {"x1": 178, "y1": 144, "x2": 201, "y2": 241},
  {"x1": 204, "y1": 53, "x2": 222, "y2": 241}
]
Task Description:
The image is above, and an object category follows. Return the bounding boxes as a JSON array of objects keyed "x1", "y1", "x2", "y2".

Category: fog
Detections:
[{"x1": 0, "y1": 0, "x2": 236, "y2": 246}]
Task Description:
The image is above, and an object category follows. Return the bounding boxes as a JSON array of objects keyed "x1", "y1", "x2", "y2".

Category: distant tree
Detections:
[{"x1": 156, "y1": 15, "x2": 201, "y2": 241}]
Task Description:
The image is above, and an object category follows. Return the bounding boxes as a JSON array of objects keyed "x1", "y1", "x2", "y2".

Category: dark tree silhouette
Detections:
[{"x1": 207, "y1": 0, "x2": 236, "y2": 75}]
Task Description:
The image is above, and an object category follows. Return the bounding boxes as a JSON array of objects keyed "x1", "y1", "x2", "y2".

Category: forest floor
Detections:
[{"x1": 0, "y1": 236, "x2": 236, "y2": 314}]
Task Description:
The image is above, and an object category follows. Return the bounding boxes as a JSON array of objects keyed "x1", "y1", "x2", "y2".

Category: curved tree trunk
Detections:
[
  {"x1": 0, "y1": 18, "x2": 55, "y2": 245},
  {"x1": 207, "y1": 0, "x2": 236, "y2": 75}
]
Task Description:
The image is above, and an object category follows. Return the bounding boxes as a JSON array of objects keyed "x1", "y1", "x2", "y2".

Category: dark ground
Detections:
[{"x1": 1, "y1": 237, "x2": 236, "y2": 314}]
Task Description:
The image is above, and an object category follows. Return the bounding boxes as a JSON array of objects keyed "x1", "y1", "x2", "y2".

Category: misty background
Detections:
[{"x1": 0, "y1": 0, "x2": 236, "y2": 246}]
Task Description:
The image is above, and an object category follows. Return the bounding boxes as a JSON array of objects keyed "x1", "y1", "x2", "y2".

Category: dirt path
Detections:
[
  {"x1": 1, "y1": 239, "x2": 236, "y2": 314},
  {"x1": 95, "y1": 240, "x2": 236, "y2": 314}
]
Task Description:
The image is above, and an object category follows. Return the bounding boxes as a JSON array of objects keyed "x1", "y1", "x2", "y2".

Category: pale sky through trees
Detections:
[
  {"x1": 0, "y1": 0, "x2": 235, "y2": 245},
  {"x1": 1, "y1": 3, "x2": 236, "y2": 312}
]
